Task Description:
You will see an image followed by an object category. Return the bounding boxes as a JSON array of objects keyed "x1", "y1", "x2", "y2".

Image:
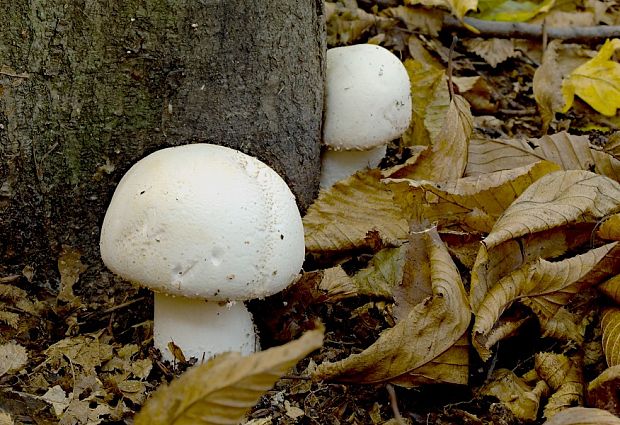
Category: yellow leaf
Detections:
[
  {"x1": 562, "y1": 39, "x2": 620, "y2": 116},
  {"x1": 135, "y1": 328, "x2": 324, "y2": 425},
  {"x1": 303, "y1": 170, "x2": 408, "y2": 253},
  {"x1": 0, "y1": 342, "x2": 27, "y2": 377},
  {"x1": 474, "y1": 0, "x2": 555, "y2": 22},
  {"x1": 542, "y1": 407, "x2": 620, "y2": 425},
  {"x1": 313, "y1": 226, "x2": 470, "y2": 384},
  {"x1": 404, "y1": 0, "x2": 477, "y2": 20}
]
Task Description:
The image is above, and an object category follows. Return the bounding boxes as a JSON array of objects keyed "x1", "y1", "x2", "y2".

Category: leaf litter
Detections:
[{"x1": 3, "y1": 1, "x2": 620, "y2": 424}]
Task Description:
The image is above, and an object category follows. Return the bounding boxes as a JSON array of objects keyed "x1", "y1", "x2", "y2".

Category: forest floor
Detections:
[{"x1": 2, "y1": 1, "x2": 620, "y2": 424}]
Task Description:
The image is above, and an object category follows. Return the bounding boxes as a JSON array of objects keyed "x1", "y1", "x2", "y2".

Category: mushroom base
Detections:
[{"x1": 153, "y1": 293, "x2": 258, "y2": 362}]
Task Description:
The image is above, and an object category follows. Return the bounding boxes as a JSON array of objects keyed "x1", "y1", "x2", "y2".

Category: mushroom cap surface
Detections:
[
  {"x1": 323, "y1": 44, "x2": 412, "y2": 150},
  {"x1": 100, "y1": 144, "x2": 305, "y2": 300}
]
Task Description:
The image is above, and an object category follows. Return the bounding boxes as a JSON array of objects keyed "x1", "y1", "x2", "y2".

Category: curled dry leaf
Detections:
[
  {"x1": 303, "y1": 169, "x2": 408, "y2": 254},
  {"x1": 541, "y1": 407, "x2": 620, "y2": 425},
  {"x1": 405, "y1": 94, "x2": 473, "y2": 182},
  {"x1": 533, "y1": 40, "x2": 566, "y2": 133},
  {"x1": 536, "y1": 353, "x2": 583, "y2": 419},
  {"x1": 313, "y1": 226, "x2": 470, "y2": 385},
  {"x1": 401, "y1": 58, "x2": 445, "y2": 148},
  {"x1": 473, "y1": 243, "x2": 616, "y2": 359},
  {"x1": 134, "y1": 328, "x2": 324, "y2": 425},
  {"x1": 325, "y1": 2, "x2": 393, "y2": 46},
  {"x1": 479, "y1": 368, "x2": 549, "y2": 421},
  {"x1": 388, "y1": 160, "x2": 560, "y2": 233},
  {"x1": 601, "y1": 308, "x2": 620, "y2": 367},
  {"x1": 482, "y1": 170, "x2": 620, "y2": 250},
  {"x1": 466, "y1": 132, "x2": 620, "y2": 182}
]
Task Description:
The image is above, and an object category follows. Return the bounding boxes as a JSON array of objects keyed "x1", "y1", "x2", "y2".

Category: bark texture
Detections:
[{"x1": 0, "y1": 1, "x2": 325, "y2": 287}]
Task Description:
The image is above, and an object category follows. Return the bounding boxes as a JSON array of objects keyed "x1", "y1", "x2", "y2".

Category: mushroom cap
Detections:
[
  {"x1": 323, "y1": 44, "x2": 412, "y2": 151},
  {"x1": 100, "y1": 144, "x2": 305, "y2": 301}
]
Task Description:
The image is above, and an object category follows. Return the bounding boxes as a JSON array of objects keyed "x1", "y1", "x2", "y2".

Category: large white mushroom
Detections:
[
  {"x1": 321, "y1": 44, "x2": 412, "y2": 188},
  {"x1": 100, "y1": 144, "x2": 305, "y2": 362}
]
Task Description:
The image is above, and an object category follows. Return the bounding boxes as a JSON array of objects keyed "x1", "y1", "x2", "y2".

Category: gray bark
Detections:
[{"x1": 0, "y1": 1, "x2": 325, "y2": 288}]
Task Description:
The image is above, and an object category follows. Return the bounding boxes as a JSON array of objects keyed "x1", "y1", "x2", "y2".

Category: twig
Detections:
[
  {"x1": 443, "y1": 15, "x2": 620, "y2": 42},
  {"x1": 386, "y1": 383, "x2": 405, "y2": 425}
]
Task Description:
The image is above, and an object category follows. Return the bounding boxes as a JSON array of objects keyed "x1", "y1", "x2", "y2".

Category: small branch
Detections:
[{"x1": 443, "y1": 15, "x2": 620, "y2": 42}]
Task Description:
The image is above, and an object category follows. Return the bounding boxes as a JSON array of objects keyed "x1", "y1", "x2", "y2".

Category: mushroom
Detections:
[
  {"x1": 320, "y1": 44, "x2": 412, "y2": 188},
  {"x1": 99, "y1": 144, "x2": 305, "y2": 362}
]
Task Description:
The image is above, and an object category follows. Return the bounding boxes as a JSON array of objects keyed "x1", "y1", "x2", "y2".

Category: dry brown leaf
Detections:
[
  {"x1": 542, "y1": 407, "x2": 620, "y2": 425},
  {"x1": 325, "y1": 2, "x2": 393, "y2": 46},
  {"x1": 380, "y1": 6, "x2": 442, "y2": 36},
  {"x1": 473, "y1": 243, "x2": 616, "y2": 359},
  {"x1": 479, "y1": 368, "x2": 549, "y2": 421},
  {"x1": 313, "y1": 226, "x2": 469, "y2": 384},
  {"x1": 463, "y1": 38, "x2": 519, "y2": 68},
  {"x1": 45, "y1": 334, "x2": 114, "y2": 371},
  {"x1": 598, "y1": 214, "x2": 620, "y2": 241},
  {"x1": 135, "y1": 328, "x2": 323, "y2": 425},
  {"x1": 0, "y1": 342, "x2": 27, "y2": 376},
  {"x1": 401, "y1": 58, "x2": 446, "y2": 148},
  {"x1": 533, "y1": 40, "x2": 567, "y2": 133},
  {"x1": 466, "y1": 132, "x2": 620, "y2": 181},
  {"x1": 587, "y1": 365, "x2": 620, "y2": 415},
  {"x1": 536, "y1": 353, "x2": 584, "y2": 419},
  {"x1": 390, "y1": 334, "x2": 469, "y2": 386},
  {"x1": 606, "y1": 133, "x2": 620, "y2": 159},
  {"x1": 388, "y1": 160, "x2": 561, "y2": 233},
  {"x1": 405, "y1": 95, "x2": 472, "y2": 182},
  {"x1": 0, "y1": 411, "x2": 13, "y2": 425},
  {"x1": 599, "y1": 274, "x2": 620, "y2": 304},
  {"x1": 303, "y1": 170, "x2": 408, "y2": 253},
  {"x1": 483, "y1": 171, "x2": 620, "y2": 250},
  {"x1": 601, "y1": 308, "x2": 620, "y2": 367}
]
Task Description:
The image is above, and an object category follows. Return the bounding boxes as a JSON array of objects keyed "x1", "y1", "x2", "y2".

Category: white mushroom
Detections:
[
  {"x1": 321, "y1": 44, "x2": 412, "y2": 188},
  {"x1": 100, "y1": 144, "x2": 305, "y2": 362}
]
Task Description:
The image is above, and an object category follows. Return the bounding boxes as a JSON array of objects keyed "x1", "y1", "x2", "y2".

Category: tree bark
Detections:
[{"x1": 0, "y1": 1, "x2": 325, "y2": 287}]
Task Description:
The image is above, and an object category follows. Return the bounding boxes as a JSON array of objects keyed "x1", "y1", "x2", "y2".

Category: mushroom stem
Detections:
[{"x1": 153, "y1": 292, "x2": 258, "y2": 362}]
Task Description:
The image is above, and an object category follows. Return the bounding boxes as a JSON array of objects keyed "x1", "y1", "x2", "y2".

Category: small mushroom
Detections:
[
  {"x1": 100, "y1": 144, "x2": 305, "y2": 361},
  {"x1": 321, "y1": 44, "x2": 412, "y2": 188}
]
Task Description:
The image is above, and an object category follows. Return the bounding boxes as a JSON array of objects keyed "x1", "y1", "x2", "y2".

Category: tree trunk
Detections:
[{"x1": 0, "y1": 1, "x2": 325, "y2": 288}]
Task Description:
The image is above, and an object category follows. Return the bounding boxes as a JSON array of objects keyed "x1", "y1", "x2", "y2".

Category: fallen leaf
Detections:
[
  {"x1": 404, "y1": 0, "x2": 476, "y2": 20},
  {"x1": 57, "y1": 245, "x2": 87, "y2": 306},
  {"x1": 313, "y1": 226, "x2": 470, "y2": 384},
  {"x1": 601, "y1": 308, "x2": 620, "y2": 367},
  {"x1": 482, "y1": 171, "x2": 620, "y2": 250},
  {"x1": 599, "y1": 274, "x2": 620, "y2": 304},
  {"x1": 598, "y1": 214, "x2": 620, "y2": 241},
  {"x1": 562, "y1": 39, "x2": 620, "y2": 116},
  {"x1": 466, "y1": 132, "x2": 620, "y2": 181},
  {"x1": 0, "y1": 411, "x2": 13, "y2": 425},
  {"x1": 45, "y1": 334, "x2": 114, "y2": 371},
  {"x1": 0, "y1": 342, "x2": 27, "y2": 376},
  {"x1": 475, "y1": 0, "x2": 556, "y2": 21},
  {"x1": 463, "y1": 38, "x2": 519, "y2": 68},
  {"x1": 325, "y1": 2, "x2": 393, "y2": 46},
  {"x1": 541, "y1": 406, "x2": 620, "y2": 425},
  {"x1": 534, "y1": 40, "x2": 567, "y2": 133},
  {"x1": 42, "y1": 385, "x2": 71, "y2": 416},
  {"x1": 134, "y1": 328, "x2": 324, "y2": 425},
  {"x1": 536, "y1": 353, "x2": 583, "y2": 419},
  {"x1": 389, "y1": 160, "x2": 561, "y2": 233},
  {"x1": 473, "y1": 243, "x2": 616, "y2": 359},
  {"x1": 479, "y1": 368, "x2": 548, "y2": 420},
  {"x1": 303, "y1": 170, "x2": 408, "y2": 253}
]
